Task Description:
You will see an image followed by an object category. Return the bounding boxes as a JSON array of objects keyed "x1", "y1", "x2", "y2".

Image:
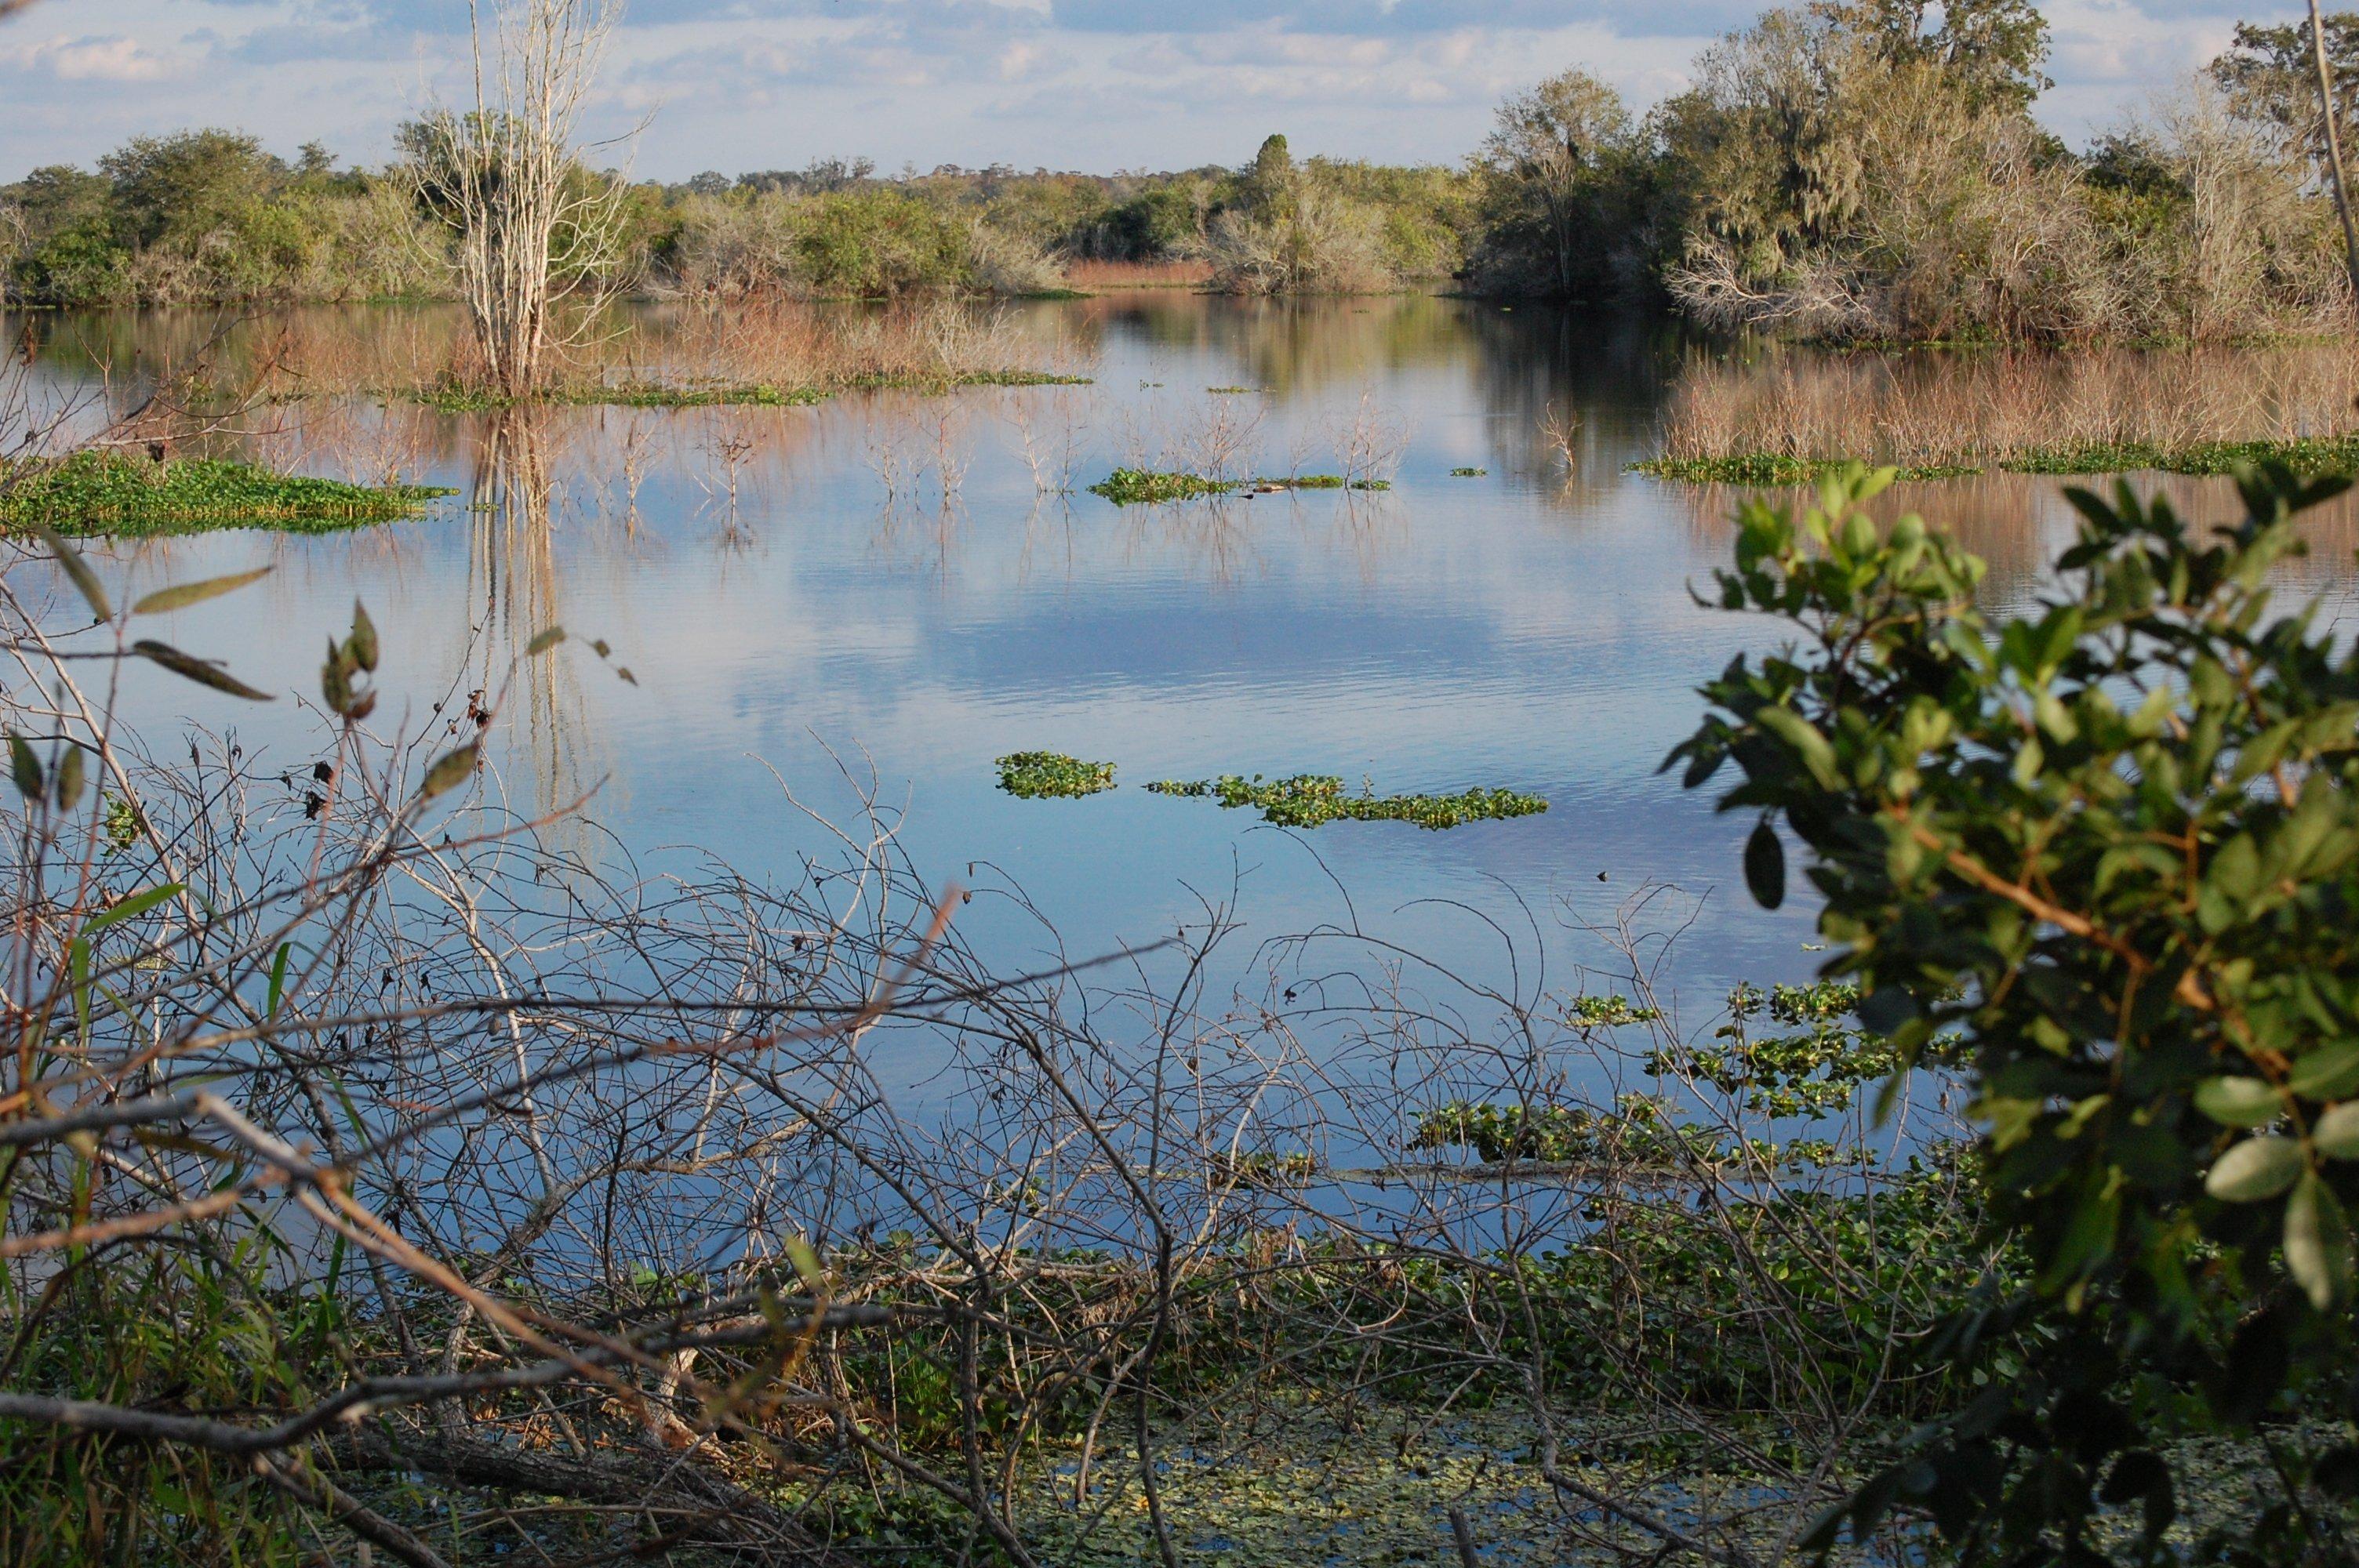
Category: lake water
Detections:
[{"x1": 21, "y1": 296, "x2": 2359, "y2": 1033}]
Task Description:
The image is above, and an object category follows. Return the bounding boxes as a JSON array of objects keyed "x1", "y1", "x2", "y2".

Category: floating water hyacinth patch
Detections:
[
  {"x1": 994, "y1": 752, "x2": 1117, "y2": 799},
  {"x1": 1089, "y1": 469, "x2": 1391, "y2": 505},
  {"x1": 1449, "y1": 466, "x2": 1488, "y2": 477},
  {"x1": 0, "y1": 453, "x2": 454, "y2": 536},
  {"x1": 1146, "y1": 773, "x2": 1546, "y2": 830}
]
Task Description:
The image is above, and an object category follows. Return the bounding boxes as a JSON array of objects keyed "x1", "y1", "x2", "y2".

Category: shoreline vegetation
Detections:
[
  {"x1": 9, "y1": 2, "x2": 2359, "y2": 351},
  {"x1": 1643, "y1": 339, "x2": 2359, "y2": 481},
  {"x1": 1635, "y1": 435, "x2": 2359, "y2": 485}
]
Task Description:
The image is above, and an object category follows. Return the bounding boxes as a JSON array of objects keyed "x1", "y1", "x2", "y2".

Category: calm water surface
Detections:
[{"x1": 27, "y1": 297, "x2": 2359, "y2": 1025}]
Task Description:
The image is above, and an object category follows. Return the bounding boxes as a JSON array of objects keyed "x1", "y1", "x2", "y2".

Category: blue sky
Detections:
[{"x1": 1, "y1": 0, "x2": 2265, "y2": 180}]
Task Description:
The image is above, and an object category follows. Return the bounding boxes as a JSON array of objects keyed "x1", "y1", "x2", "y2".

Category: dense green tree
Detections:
[
  {"x1": 1476, "y1": 69, "x2": 1637, "y2": 298},
  {"x1": 98, "y1": 130, "x2": 288, "y2": 250},
  {"x1": 2212, "y1": 13, "x2": 2359, "y2": 172},
  {"x1": 1814, "y1": 0, "x2": 2052, "y2": 110}
]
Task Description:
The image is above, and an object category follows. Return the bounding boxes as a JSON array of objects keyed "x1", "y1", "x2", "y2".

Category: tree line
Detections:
[{"x1": 6, "y1": 2, "x2": 2359, "y2": 343}]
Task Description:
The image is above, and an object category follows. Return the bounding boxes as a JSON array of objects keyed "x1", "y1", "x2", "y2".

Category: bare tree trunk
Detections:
[
  {"x1": 2308, "y1": 0, "x2": 2359, "y2": 318},
  {"x1": 414, "y1": 0, "x2": 633, "y2": 397}
]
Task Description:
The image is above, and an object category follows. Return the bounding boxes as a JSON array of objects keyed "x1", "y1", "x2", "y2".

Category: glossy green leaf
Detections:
[
  {"x1": 2313, "y1": 1102, "x2": 2359, "y2": 1160},
  {"x1": 2289, "y1": 1042, "x2": 2359, "y2": 1102},
  {"x1": 2206, "y1": 1134, "x2": 2305, "y2": 1203},
  {"x1": 2194, "y1": 1076, "x2": 2281, "y2": 1128},
  {"x1": 2286, "y1": 1171, "x2": 2353, "y2": 1311}
]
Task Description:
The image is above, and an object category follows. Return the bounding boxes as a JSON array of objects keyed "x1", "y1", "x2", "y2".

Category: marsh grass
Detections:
[
  {"x1": 1060, "y1": 259, "x2": 1217, "y2": 291},
  {"x1": 258, "y1": 296, "x2": 1094, "y2": 412},
  {"x1": 1652, "y1": 343, "x2": 2359, "y2": 478},
  {"x1": 0, "y1": 452, "x2": 454, "y2": 534}
]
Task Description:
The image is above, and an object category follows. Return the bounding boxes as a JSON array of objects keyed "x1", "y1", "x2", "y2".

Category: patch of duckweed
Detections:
[
  {"x1": 0, "y1": 452, "x2": 453, "y2": 535},
  {"x1": 1089, "y1": 470, "x2": 1391, "y2": 505},
  {"x1": 995, "y1": 751, "x2": 1117, "y2": 799},
  {"x1": 1147, "y1": 772, "x2": 1547, "y2": 830}
]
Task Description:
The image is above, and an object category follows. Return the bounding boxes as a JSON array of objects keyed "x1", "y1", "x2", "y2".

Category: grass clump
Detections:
[
  {"x1": 1147, "y1": 773, "x2": 1547, "y2": 830},
  {"x1": 994, "y1": 752, "x2": 1117, "y2": 799},
  {"x1": 0, "y1": 452, "x2": 453, "y2": 535}
]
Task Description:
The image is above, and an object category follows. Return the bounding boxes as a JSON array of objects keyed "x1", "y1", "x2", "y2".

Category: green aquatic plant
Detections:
[
  {"x1": 1089, "y1": 470, "x2": 1392, "y2": 505},
  {"x1": 1205, "y1": 385, "x2": 1261, "y2": 394},
  {"x1": 1146, "y1": 772, "x2": 1547, "y2": 829},
  {"x1": 1089, "y1": 469, "x2": 1238, "y2": 504},
  {"x1": 994, "y1": 752, "x2": 1117, "y2": 799},
  {"x1": 1449, "y1": 466, "x2": 1488, "y2": 477},
  {"x1": 0, "y1": 453, "x2": 453, "y2": 535}
]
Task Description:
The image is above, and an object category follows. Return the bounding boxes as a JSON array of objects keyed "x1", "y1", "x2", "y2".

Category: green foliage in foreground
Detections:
[
  {"x1": 994, "y1": 751, "x2": 1116, "y2": 799},
  {"x1": 1146, "y1": 773, "x2": 1547, "y2": 829},
  {"x1": 1673, "y1": 460, "x2": 2359, "y2": 1563},
  {"x1": 0, "y1": 453, "x2": 453, "y2": 535},
  {"x1": 1087, "y1": 470, "x2": 1390, "y2": 505}
]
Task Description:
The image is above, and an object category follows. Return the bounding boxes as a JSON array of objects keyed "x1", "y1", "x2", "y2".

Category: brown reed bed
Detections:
[
  {"x1": 1063, "y1": 258, "x2": 1216, "y2": 291},
  {"x1": 1646, "y1": 343, "x2": 2359, "y2": 479}
]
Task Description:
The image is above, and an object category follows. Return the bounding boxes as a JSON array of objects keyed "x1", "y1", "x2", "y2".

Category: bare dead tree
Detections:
[{"x1": 409, "y1": 0, "x2": 637, "y2": 397}]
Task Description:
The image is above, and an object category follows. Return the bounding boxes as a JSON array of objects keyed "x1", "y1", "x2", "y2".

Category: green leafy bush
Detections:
[{"x1": 1673, "y1": 460, "x2": 2359, "y2": 1560}]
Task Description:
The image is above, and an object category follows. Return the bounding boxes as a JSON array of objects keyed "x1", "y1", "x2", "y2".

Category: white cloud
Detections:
[
  {"x1": 0, "y1": 0, "x2": 2292, "y2": 176},
  {"x1": 1, "y1": 32, "x2": 177, "y2": 82}
]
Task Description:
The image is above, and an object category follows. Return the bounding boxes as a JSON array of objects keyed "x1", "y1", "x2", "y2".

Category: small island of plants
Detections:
[
  {"x1": 994, "y1": 751, "x2": 1118, "y2": 799},
  {"x1": 0, "y1": 452, "x2": 455, "y2": 535}
]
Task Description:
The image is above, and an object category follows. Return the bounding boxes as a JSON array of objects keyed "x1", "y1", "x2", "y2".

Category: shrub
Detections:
[{"x1": 1674, "y1": 460, "x2": 2359, "y2": 1559}]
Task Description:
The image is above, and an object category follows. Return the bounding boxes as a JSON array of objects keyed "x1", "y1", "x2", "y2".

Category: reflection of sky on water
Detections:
[{"x1": 24, "y1": 296, "x2": 2359, "y2": 1043}]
